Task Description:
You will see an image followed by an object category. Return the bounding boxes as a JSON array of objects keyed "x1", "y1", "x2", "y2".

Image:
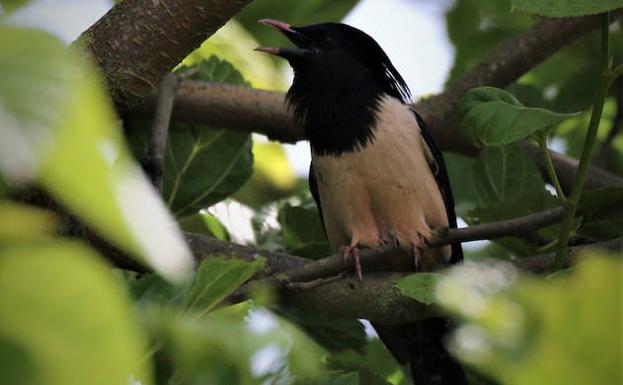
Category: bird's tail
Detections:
[{"x1": 373, "y1": 318, "x2": 467, "y2": 385}]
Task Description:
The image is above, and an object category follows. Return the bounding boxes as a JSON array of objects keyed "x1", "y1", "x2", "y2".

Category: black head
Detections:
[{"x1": 257, "y1": 19, "x2": 411, "y2": 155}]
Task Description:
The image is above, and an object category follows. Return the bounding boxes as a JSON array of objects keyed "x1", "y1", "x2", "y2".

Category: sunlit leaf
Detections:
[
  {"x1": 396, "y1": 272, "x2": 443, "y2": 305},
  {"x1": 179, "y1": 212, "x2": 230, "y2": 241},
  {"x1": 0, "y1": 201, "x2": 58, "y2": 243},
  {"x1": 0, "y1": 242, "x2": 152, "y2": 385},
  {"x1": 184, "y1": 257, "x2": 264, "y2": 316},
  {"x1": 459, "y1": 87, "x2": 578, "y2": 146},
  {"x1": 0, "y1": 26, "x2": 193, "y2": 281},
  {"x1": 511, "y1": 0, "x2": 623, "y2": 17}
]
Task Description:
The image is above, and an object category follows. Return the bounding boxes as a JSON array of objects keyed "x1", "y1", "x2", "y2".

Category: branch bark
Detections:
[{"x1": 76, "y1": 0, "x2": 253, "y2": 111}]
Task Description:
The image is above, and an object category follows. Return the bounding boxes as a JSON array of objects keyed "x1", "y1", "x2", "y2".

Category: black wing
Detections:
[{"x1": 411, "y1": 108, "x2": 463, "y2": 264}]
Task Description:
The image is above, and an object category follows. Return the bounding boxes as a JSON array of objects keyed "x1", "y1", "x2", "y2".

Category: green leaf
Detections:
[
  {"x1": 0, "y1": 242, "x2": 152, "y2": 385},
  {"x1": 276, "y1": 308, "x2": 367, "y2": 352},
  {"x1": 327, "y1": 338, "x2": 403, "y2": 385},
  {"x1": 179, "y1": 212, "x2": 230, "y2": 241},
  {"x1": 459, "y1": 87, "x2": 578, "y2": 146},
  {"x1": 577, "y1": 187, "x2": 623, "y2": 239},
  {"x1": 396, "y1": 272, "x2": 443, "y2": 305},
  {"x1": 511, "y1": 0, "x2": 623, "y2": 17},
  {"x1": 438, "y1": 255, "x2": 622, "y2": 385},
  {"x1": 295, "y1": 371, "x2": 360, "y2": 385},
  {"x1": 279, "y1": 201, "x2": 331, "y2": 260},
  {"x1": 183, "y1": 257, "x2": 264, "y2": 316},
  {"x1": 0, "y1": 26, "x2": 193, "y2": 281},
  {"x1": 443, "y1": 152, "x2": 480, "y2": 216},
  {"x1": 474, "y1": 143, "x2": 547, "y2": 203},
  {"x1": 126, "y1": 58, "x2": 253, "y2": 218}
]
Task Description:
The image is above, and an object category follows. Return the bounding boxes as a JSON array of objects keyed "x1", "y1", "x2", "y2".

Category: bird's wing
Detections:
[{"x1": 410, "y1": 108, "x2": 463, "y2": 264}]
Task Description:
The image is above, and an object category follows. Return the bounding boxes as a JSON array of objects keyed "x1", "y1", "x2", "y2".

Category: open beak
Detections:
[{"x1": 255, "y1": 18, "x2": 315, "y2": 60}]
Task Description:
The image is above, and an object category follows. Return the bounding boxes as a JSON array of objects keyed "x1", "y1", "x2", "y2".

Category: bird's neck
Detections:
[{"x1": 287, "y1": 80, "x2": 384, "y2": 156}]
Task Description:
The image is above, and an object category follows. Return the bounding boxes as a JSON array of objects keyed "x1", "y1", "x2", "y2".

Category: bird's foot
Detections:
[
  {"x1": 342, "y1": 245, "x2": 363, "y2": 281},
  {"x1": 412, "y1": 243, "x2": 423, "y2": 272}
]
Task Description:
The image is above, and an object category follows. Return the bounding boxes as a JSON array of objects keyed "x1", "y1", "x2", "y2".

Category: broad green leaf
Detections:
[
  {"x1": 184, "y1": 257, "x2": 264, "y2": 316},
  {"x1": 295, "y1": 371, "x2": 360, "y2": 385},
  {"x1": 459, "y1": 87, "x2": 578, "y2": 146},
  {"x1": 577, "y1": 187, "x2": 623, "y2": 239},
  {"x1": 0, "y1": 335, "x2": 42, "y2": 385},
  {"x1": 443, "y1": 152, "x2": 479, "y2": 216},
  {"x1": 279, "y1": 201, "x2": 331, "y2": 260},
  {"x1": 126, "y1": 58, "x2": 253, "y2": 219},
  {"x1": 512, "y1": 0, "x2": 623, "y2": 17},
  {"x1": 437, "y1": 255, "x2": 622, "y2": 385},
  {"x1": 474, "y1": 143, "x2": 547, "y2": 203},
  {"x1": 0, "y1": 26, "x2": 193, "y2": 281},
  {"x1": 275, "y1": 308, "x2": 367, "y2": 352},
  {"x1": 0, "y1": 242, "x2": 152, "y2": 385},
  {"x1": 0, "y1": 201, "x2": 58, "y2": 243},
  {"x1": 396, "y1": 272, "x2": 443, "y2": 305}
]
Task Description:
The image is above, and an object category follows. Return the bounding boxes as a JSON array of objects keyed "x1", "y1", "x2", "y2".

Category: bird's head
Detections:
[{"x1": 256, "y1": 19, "x2": 410, "y2": 104}]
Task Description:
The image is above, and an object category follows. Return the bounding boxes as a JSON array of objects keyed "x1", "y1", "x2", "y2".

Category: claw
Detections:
[
  {"x1": 341, "y1": 245, "x2": 363, "y2": 281},
  {"x1": 412, "y1": 244, "x2": 422, "y2": 272}
]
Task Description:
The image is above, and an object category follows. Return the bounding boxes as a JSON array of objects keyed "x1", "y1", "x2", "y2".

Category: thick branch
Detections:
[{"x1": 77, "y1": 0, "x2": 253, "y2": 110}]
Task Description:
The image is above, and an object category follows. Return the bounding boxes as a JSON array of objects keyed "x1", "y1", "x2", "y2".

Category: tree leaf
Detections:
[
  {"x1": 183, "y1": 257, "x2": 264, "y2": 316},
  {"x1": 0, "y1": 26, "x2": 193, "y2": 281},
  {"x1": 295, "y1": 371, "x2": 360, "y2": 385},
  {"x1": 459, "y1": 87, "x2": 578, "y2": 146},
  {"x1": 0, "y1": 201, "x2": 58, "y2": 243},
  {"x1": 278, "y1": 201, "x2": 331, "y2": 260},
  {"x1": 474, "y1": 143, "x2": 547, "y2": 203},
  {"x1": 396, "y1": 272, "x2": 443, "y2": 305},
  {"x1": 438, "y1": 255, "x2": 622, "y2": 385},
  {"x1": 125, "y1": 57, "x2": 254, "y2": 219},
  {"x1": 511, "y1": 0, "x2": 623, "y2": 17},
  {"x1": 179, "y1": 212, "x2": 230, "y2": 241},
  {"x1": 0, "y1": 0, "x2": 32, "y2": 13},
  {"x1": 577, "y1": 187, "x2": 623, "y2": 239},
  {"x1": 275, "y1": 308, "x2": 367, "y2": 352},
  {"x1": 0, "y1": 242, "x2": 152, "y2": 385}
]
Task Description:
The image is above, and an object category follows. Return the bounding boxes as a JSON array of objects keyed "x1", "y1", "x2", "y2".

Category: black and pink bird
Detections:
[{"x1": 256, "y1": 19, "x2": 467, "y2": 385}]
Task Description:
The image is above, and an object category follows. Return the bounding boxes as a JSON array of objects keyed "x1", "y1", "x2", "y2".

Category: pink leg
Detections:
[{"x1": 412, "y1": 243, "x2": 423, "y2": 272}]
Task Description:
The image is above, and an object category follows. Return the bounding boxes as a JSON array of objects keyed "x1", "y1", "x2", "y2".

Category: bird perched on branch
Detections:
[{"x1": 256, "y1": 19, "x2": 466, "y2": 385}]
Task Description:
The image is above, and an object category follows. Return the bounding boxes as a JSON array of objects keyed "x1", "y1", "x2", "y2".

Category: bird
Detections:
[{"x1": 256, "y1": 19, "x2": 467, "y2": 385}]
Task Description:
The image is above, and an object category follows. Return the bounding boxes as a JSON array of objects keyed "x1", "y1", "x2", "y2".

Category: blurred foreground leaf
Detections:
[
  {"x1": 0, "y1": 201, "x2": 57, "y2": 243},
  {"x1": 437, "y1": 256, "x2": 622, "y2": 385},
  {"x1": 0, "y1": 26, "x2": 193, "y2": 281},
  {"x1": 0, "y1": 242, "x2": 152, "y2": 385}
]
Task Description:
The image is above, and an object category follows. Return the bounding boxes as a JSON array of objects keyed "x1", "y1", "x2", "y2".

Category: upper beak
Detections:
[{"x1": 255, "y1": 18, "x2": 315, "y2": 60}]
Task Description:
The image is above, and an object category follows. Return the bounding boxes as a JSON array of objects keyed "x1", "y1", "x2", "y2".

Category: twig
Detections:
[{"x1": 145, "y1": 73, "x2": 178, "y2": 190}]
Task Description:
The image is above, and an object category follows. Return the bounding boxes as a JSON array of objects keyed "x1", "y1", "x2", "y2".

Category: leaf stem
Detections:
[
  {"x1": 538, "y1": 134, "x2": 566, "y2": 200},
  {"x1": 554, "y1": 13, "x2": 614, "y2": 269}
]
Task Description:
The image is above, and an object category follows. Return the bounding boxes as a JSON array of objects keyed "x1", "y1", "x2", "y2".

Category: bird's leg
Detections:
[{"x1": 341, "y1": 245, "x2": 363, "y2": 281}]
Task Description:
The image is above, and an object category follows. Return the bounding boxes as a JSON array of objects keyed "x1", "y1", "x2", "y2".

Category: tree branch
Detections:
[
  {"x1": 125, "y1": 12, "x2": 623, "y2": 190},
  {"x1": 76, "y1": 0, "x2": 254, "y2": 111}
]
